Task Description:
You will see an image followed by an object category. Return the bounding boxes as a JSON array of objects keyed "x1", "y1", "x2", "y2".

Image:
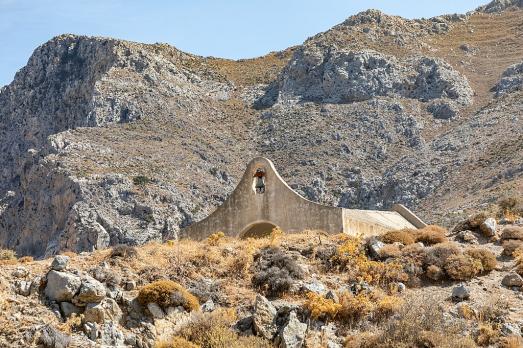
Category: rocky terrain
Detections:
[
  {"x1": 0, "y1": 0, "x2": 522, "y2": 259},
  {"x1": 0, "y1": 204, "x2": 523, "y2": 347}
]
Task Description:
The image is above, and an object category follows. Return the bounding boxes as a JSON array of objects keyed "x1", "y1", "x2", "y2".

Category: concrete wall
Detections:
[{"x1": 180, "y1": 157, "x2": 422, "y2": 240}]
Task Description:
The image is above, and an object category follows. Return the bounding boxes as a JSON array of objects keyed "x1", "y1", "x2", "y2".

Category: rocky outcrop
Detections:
[
  {"x1": 476, "y1": 0, "x2": 523, "y2": 13},
  {"x1": 258, "y1": 48, "x2": 473, "y2": 107},
  {"x1": 494, "y1": 61, "x2": 523, "y2": 96}
]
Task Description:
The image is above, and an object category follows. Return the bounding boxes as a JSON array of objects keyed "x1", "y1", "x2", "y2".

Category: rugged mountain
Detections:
[{"x1": 0, "y1": 0, "x2": 522, "y2": 257}]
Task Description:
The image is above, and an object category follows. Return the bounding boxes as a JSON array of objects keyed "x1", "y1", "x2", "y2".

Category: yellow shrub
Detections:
[
  {"x1": 137, "y1": 280, "x2": 199, "y2": 312},
  {"x1": 303, "y1": 292, "x2": 341, "y2": 320},
  {"x1": 207, "y1": 232, "x2": 225, "y2": 246},
  {"x1": 0, "y1": 249, "x2": 16, "y2": 261},
  {"x1": 270, "y1": 227, "x2": 284, "y2": 246},
  {"x1": 337, "y1": 292, "x2": 374, "y2": 323},
  {"x1": 375, "y1": 295, "x2": 403, "y2": 319},
  {"x1": 166, "y1": 240, "x2": 176, "y2": 247},
  {"x1": 334, "y1": 238, "x2": 407, "y2": 286}
]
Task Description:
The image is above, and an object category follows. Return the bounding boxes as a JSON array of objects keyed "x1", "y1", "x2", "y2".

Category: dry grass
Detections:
[
  {"x1": 500, "y1": 336, "x2": 523, "y2": 348},
  {"x1": 155, "y1": 337, "x2": 199, "y2": 348},
  {"x1": 137, "y1": 280, "x2": 199, "y2": 312},
  {"x1": 350, "y1": 295, "x2": 474, "y2": 348},
  {"x1": 207, "y1": 231, "x2": 225, "y2": 246},
  {"x1": 177, "y1": 309, "x2": 271, "y2": 348}
]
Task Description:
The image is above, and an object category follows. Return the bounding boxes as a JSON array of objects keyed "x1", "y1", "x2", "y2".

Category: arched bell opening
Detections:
[{"x1": 240, "y1": 221, "x2": 277, "y2": 239}]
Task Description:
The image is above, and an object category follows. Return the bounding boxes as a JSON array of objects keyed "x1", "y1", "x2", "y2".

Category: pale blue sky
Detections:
[{"x1": 0, "y1": 0, "x2": 487, "y2": 86}]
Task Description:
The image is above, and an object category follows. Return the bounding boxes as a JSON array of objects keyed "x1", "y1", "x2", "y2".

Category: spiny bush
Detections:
[
  {"x1": 416, "y1": 225, "x2": 447, "y2": 245},
  {"x1": 381, "y1": 225, "x2": 447, "y2": 247},
  {"x1": 207, "y1": 231, "x2": 225, "y2": 246},
  {"x1": 426, "y1": 265, "x2": 444, "y2": 281},
  {"x1": 251, "y1": 246, "x2": 304, "y2": 297},
  {"x1": 380, "y1": 229, "x2": 416, "y2": 245},
  {"x1": 0, "y1": 249, "x2": 16, "y2": 261},
  {"x1": 303, "y1": 292, "x2": 341, "y2": 321},
  {"x1": 137, "y1": 280, "x2": 199, "y2": 312},
  {"x1": 465, "y1": 248, "x2": 497, "y2": 272},
  {"x1": 377, "y1": 244, "x2": 401, "y2": 260},
  {"x1": 424, "y1": 242, "x2": 461, "y2": 268},
  {"x1": 444, "y1": 254, "x2": 483, "y2": 280},
  {"x1": 177, "y1": 309, "x2": 271, "y2": 348},
  {"x1": 502, "y1": 239, "x2": 523, "y2": 256},
  {"x1": 110, "y1": 244, "x2": 138, "y2": 259},
  {"x1": 501, "y1": 226, "x2": 523, "y2": 241}
]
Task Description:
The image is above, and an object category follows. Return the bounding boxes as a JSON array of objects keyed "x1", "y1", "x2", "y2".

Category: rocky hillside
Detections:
[{"x1": 0, "y1": 0, "x2": 522, "y2": 257}]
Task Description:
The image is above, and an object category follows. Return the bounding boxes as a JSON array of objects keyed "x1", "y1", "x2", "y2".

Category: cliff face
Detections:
[{"x1": 0, "y1": 1, "x2": 522, "y2": 257}]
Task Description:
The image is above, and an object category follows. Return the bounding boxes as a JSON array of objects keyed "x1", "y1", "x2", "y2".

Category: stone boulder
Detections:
[
  {"x1": 73, "y1": 276, "x2": 106, "y2": 306},
  {"x1": 275, "y1": 311, "x2": 307, "y2": 348},
  {"x1": 494, "y1": 60, "x2": 523, "y2": 96},
  {"x1": 480, "y1": 218, "x2": 497, "y2": 237},
  {"x1": 451, "y1": 285, "x2": 470, "y2": 302},
  {"x1": 45, "y1": 270, "x2": 81, "y2": 302},
  {"x1": 84, "y1": 298, "x2": 123, "y2": 324},
  {"x1": 51, "y1": 255, "x2": 70, "y2": 271},
  {"x1": 502, "y1": 273, "x2": 523, "y2": 288},
  {"x1": 253, "y1": 294, "x2": 278, "y2": 340}
]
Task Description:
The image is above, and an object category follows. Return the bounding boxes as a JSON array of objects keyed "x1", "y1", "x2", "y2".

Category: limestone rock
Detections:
[
  {"x1": 84, "y1": 298, "x2": 122, "y2": 324},
  {"x1": 147, "y1": 303, "x2": 165, "y2": 319},
  {"x1": 276, "y1": 311, "x2": 307, "y2": 348},
  {"x1": 263, "y1": 47, "x2": 473, "y2": 106},
  {"x1": 253, "y1": 294, "x2": 278, "y2": 340},
  {"x1": 73, "y1": 276, "x2": 106, "y2": 306},
  {"x1": 37, "y1": 325, "x2": 71, "y2": 348},
  {"x1": 45, "y1": 271, "x2": 82, "y2": 302},
  {"x1": 480, "y1": 218, "x2": 497, "y2": 237},
  {"x1": 14, "y1": 280, "x2": 31, "y2": 296},
  {"x1": 51, "y1": 255, "x2": 70, "y2": 271}
]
